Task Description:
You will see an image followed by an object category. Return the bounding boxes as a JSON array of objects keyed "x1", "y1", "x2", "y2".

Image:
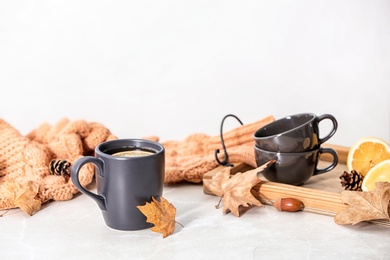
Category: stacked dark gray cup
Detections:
[{"x1": 253, "y1": 113, "x2": 339, "y2": 185}]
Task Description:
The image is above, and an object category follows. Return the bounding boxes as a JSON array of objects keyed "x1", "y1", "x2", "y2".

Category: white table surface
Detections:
[
  {"x1": 0, "y1": 181, "x2": 390, "y2": 259},
  {"x1": 1, "y1": 172, "x2": 390, "y2": 260}
]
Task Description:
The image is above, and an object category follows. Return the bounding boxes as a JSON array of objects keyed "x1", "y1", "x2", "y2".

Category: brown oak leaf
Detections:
[
  {"x1": 203, "y1": 164, "x2": 268, "y2": 217},
  {"x1": 137, "y1": 196, "x2": 177, "y2": 238},
  {"x1": 334, "y1": 182, "x2": 390, "y2": 225},
  {"x1": 3, "y1": 181, "x2": 41, "y2": 216}
]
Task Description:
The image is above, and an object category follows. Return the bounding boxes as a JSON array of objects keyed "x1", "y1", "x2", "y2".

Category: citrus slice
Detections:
[
  {"x1": 361, "y1": 159, "x2": 390, "y2": 191},
  {"x1": 347, "y1": 137, "x2": 390, "y2": 176}
]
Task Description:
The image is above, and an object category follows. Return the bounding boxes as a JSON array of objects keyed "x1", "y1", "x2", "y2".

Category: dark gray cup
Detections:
[
  {"x1": 254, "y1": 145, "x2": 338, "y2": 186},
  {"x1": 254, "y1": 113, "x2": 338, "y2": 152},
  {"x1": 71, "y1": 139, "x2": 165, "y2": 231}
]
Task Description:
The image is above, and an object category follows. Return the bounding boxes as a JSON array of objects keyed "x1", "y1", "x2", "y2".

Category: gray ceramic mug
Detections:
[
  {"x1": 254, "y1": 113, "x2": 338, "y2": 152},
  {"x1": 71, "y1": 139, "x2": 165, "y2": 231},
  {"x1": 254, "y1": 145, "x2": 338, "y2": 185}
]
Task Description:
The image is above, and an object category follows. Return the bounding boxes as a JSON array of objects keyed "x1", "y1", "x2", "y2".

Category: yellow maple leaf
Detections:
[
  {"x1": 137, "y1": 196, "x2": 177, "y2": 238},
  {"x1": 203, "y1": 164, "x2": 268, "y2": 217},
  {"x1": 4, "y1": 181, "x2": 41, "y2": 216}
]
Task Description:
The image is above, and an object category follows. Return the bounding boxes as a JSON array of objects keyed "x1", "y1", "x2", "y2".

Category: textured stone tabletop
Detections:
[{"x1": 1, "y1": 172, "x2": 389, "y2": 259}]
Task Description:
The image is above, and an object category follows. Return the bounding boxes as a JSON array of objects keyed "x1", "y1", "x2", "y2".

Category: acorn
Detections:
[{"x1": 274, "y1": 198, "x2": 305, "y2": 212}]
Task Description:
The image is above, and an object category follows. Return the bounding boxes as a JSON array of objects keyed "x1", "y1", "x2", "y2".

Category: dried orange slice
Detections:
[
  {"x1": 361, "y1": 159, "x2": 390, "y2": 191},
  {"x1": 347, "y1": 137, "x2": 390, "y2": 177}
]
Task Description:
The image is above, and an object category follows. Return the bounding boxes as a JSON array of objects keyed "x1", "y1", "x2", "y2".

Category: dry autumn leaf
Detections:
[
  {"x1": 334, "y1": 182, "x2": 390, "y2": 225},
  {"x1": 3, "y1": 181, "x2": 41, "y2": 216},
  {"x1": 137, "y1": 196, "x2": 177, "y2": 238},
  {"x1": 203, "y1": 164, "x2": 270, "y2": 217}
]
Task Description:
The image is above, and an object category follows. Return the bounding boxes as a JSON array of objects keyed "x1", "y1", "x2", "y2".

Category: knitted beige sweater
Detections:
[
  {"x1": 0, "y1": 118, "x2": 117, "y2": 214},
  {"x1": 162, "y1": 115, "x2": 275, "y2": 183},
  {"x1": 0, "y1": 115, "x2": 274, "y2": 215}
]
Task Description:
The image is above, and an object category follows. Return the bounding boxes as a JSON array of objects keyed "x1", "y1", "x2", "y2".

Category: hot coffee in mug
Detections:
[
  {"x1": 106, "y1": 146, "x2": 157, "y2": 157},
  {"x1": 71, "y1": 139, "x2": 165, "y2": 231}
]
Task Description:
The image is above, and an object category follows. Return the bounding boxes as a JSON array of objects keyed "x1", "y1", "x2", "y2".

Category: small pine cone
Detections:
[
  {"x1": 49, "y1": 159, "x2": 71, "y2": 176},
  {"x1": 339, "y1": 170, "x2": 363, "y2": 191}
]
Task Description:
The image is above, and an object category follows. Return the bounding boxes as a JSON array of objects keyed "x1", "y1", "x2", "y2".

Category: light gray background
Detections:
[{"x1": 1, "y1": 1, "x2": 389, "y2": 147}]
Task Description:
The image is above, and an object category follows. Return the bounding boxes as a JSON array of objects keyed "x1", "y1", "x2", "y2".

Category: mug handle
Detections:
[
  {"x1": 317, "y1": 114, "x2": 338, "y2": 144},
  {"x1": 313, "y1": 147, "x2": 339, "y2": 175},
  {"x1": 71, "y1": 156, "x2": 107, "y2": 211}
]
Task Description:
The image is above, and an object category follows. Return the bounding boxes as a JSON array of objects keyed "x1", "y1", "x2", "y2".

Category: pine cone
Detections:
[{"x1": 339, "y1": 170, "x2": 363, "y2": 191}]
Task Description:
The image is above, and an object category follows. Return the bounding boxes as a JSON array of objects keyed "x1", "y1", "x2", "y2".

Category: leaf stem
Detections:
[
  {"x1": 175, "y1": 220, "x2": 184, "y2": 228},
  {"x1": 215, "y1": 196, "x2": 223, "y2": 209},
  {"x1": 0, "y1": 210, "x2": 9, "y2": 217}
]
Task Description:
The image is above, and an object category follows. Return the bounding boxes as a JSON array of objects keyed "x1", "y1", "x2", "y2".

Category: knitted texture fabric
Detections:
[
  {"x1": 0, "y1": 115, "x2": 274, "y2": 214},
  {"x1": 0, "y1": 118, "x2": 117, "y2": 212},
  {"x1": 162, "y1": 115, "x2": 275, "y2": 183}
]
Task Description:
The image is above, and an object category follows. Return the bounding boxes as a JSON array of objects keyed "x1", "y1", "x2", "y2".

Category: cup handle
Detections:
[
  {"x1": 313, "y1": 148, "x2": 339, "y2": 175},
  {"x1": 71, "y1": 156, "x2": 107, "y2": 211},
  {"x1": 317, "y1": 114, "x2": 338, "y2": 144}
]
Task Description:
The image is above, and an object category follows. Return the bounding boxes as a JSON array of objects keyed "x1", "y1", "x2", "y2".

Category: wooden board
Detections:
[
  {"x1": 203, "y1": 144, "x2": 390, "y2": 226},
  {"x1": 321, "y1": 143, "x2": 349, "y2": 164}
]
